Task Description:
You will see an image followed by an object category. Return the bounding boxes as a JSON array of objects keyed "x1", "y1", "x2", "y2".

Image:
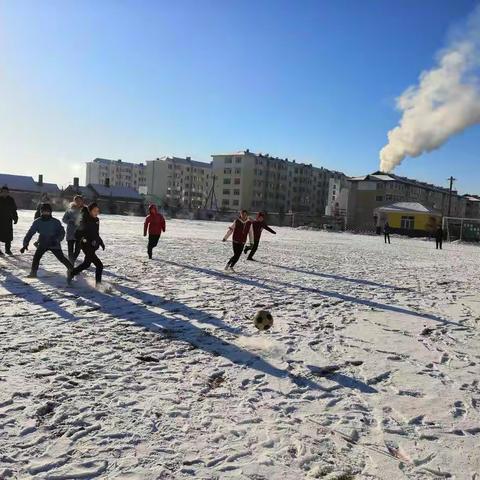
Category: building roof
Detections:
[
  {"x1": 0, "y1": 173, "x2": 43, "y2": 192},
  {"x1": 38, "y1": 182, "x2": 61, "y2": 194},
  {"x1": 0, "y1": 173, "x2": 63, "y2": 194},
  {"x1": 375, "y1": 202, "x2": 441, "y2": 215},
  {"x1": 349, "y1": 171, "x2": 453, "y2": 194},
  {"x1": 152, "y1": 156, "x2": 212, "y2": 169},
  {"x1": 64, "y1": 185, "x2": 95, "y2": 197},
  {"x1": 92, "y1": 158, "x2": 145, "y2": 167},
  {"x1": 211, "y1": 150, "x2": 252, "y2": 157},
  {"x1": 88, "y1": 183, "x2": 143, "y2": 200}
]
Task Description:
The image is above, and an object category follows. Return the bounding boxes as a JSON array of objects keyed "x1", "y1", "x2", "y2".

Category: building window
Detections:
[
  {"x1": 376, "y1": 195, "x2": 383, "y2": 202},
  {"x1": 225, "y1": 157, "x2": 232, "y2": 164},
  {"x1": 401, "y1": 216, "x2": 415, "y2": 230},
  {"x1": 223, "y1": 178, "x2": 231, "y2": 185},
  {"x1": 223, "y1": 189, "x2": 230, "y2": 195},
  {"x1": 232, "y1": 199, "x2": 239, "y2": 206},
  {"x1": 222, "y1": 199, "x2": 230, "y2": 206},
  {"x1": 233, "y1": 189, "x2": 240, "y2": 196},
  {"x1": 234, "y1": 178, "x2": 241, "y2": 185},
  {"x1": 224, "y1": 168, "x2": 231, "y2": 174},
  {"x1": 235, "y1": 158, "x2": 242, "y2": 164},
  {"x1": 235, "y1": 168, "x2": 241, "y2": 174}
]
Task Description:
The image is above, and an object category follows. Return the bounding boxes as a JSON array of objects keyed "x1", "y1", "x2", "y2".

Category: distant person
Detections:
[
  {"x1": 62, "y1": 195, "x2": 84, "y2": 263},
  {"x1": 34, "y1": 193, "x2": 51, "y2": 219},
  {"x1": 244, "y1": 212, "x2": 276, "y2": 261},
  {"x1": 71, "y1": 203, "x2": 105, "y2": 286},
  {"x1": 20, "y1": 203, "x2": 73, "y2": 280},
  {"x1": 435, "y1": 225, "x2": 444, "y2": 250},
  {"x1": 384, "y1": 221, "x2": 391, "y2": 244},
  {"x1": 0, "y1": 185, "x2": 18, "y2": 256},
  {"x1": 143, "y1": 204, "x2": 166, "y2": 259},
  {"x1": 223, "y1": 209, "x2": 253, "y2": 271}
]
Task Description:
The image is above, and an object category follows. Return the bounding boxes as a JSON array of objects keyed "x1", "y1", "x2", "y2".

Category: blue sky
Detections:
[{"x1": 0, "y1": 0, "x2": 478, "y2": 193}]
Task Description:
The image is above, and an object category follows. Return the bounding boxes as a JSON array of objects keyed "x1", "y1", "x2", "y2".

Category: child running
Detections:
[
  {"x1": 20, "y1": 203, "x2": 73, "y2": 281},
  {"x1": 243, "y1": 211, "x2": 276, "y2": 261},
  {"x1": 71, "y1": 203, "x2": 105, "y2": 286},
  {"x1": 143, "y1": 204, "x2": 166, "y2": 259},
  {"x1": 223, "y1": 209, "x2": 253, "y2": 272},
  {"x1": 62, "y1": 195, "x2": 84, "y2": 264}
]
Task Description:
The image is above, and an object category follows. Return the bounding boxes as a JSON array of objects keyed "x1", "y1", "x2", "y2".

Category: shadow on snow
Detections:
[{"x1": 161, "y1": 260, "x2": 456, "y2": 327}]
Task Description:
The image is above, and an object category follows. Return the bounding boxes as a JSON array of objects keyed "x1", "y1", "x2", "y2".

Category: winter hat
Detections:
[
  {"x1": 73, "y1": 195, "x2": 83, "y2": 202},
  {"x1": 40, "y1": 203, "x2": 52, "y2": 213},
  {"x1": 1, "y1": 185, "x2": 8, "y2": 192},
  {"x1": 88, "y1": 202, "x2": 99, "y2": 211}
]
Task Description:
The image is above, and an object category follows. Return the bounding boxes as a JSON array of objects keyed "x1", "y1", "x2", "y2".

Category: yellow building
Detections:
[{"x1": 374, "y1": 202, "x2": 442, "y2": 236}]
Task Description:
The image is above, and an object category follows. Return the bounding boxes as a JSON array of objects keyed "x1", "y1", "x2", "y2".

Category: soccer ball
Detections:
[{"x1": 253, "y1": 310, "x2": 274, "y2": 331}]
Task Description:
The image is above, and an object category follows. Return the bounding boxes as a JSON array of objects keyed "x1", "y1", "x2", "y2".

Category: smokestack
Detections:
[
  {"x1": 105, "y1": 177, "x2": 110, "y2": 187},
  {"x1": 38, "y1": 174, "x2": 43, "y2": 186},
  {"x1": 379, "y1": 6, "x2": 480, "y2": 173},
  {"x1": 73, "y1": 177, "x2": 79, "y2": 188}
]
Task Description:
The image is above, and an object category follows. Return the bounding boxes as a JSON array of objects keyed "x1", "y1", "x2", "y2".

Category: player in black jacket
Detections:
[
  {"x1": 0, "y1": 185, "x2": 18, "y2": 255},
  {"x1": 71, "y1": 203, "x2": 105, "y2": 285},
  {"x1": 244, "y1": 212, "x2": 276, "y2": 260}
]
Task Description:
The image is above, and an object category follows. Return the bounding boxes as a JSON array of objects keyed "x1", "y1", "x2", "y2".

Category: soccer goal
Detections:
[{"x1": 443, "y1": 217, "x2": 480, "y2": 242}]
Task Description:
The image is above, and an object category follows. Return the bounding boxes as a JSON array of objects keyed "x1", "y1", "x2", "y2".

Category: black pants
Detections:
[
  {"x1": 384, "y1": 233, "x2": 390, "y2": 244},
  {"x1": 244, "y1": 239, "x2": 260, "y2": 259},
  {"x1": 31, "y1": 247, "x2": 73, "y2": 274},
  {"x1": 147, "y1": 235, "x2": 160, "y2": 259},
  {"x1": 1, "y1": 241, "x2": 11, "y2": 253},
  {"x1": 436, "y1": 239, "x2": 443, "y2": 250},
  {"x1": 72, "y1": 245, "x2": 103, "y2": 283},
  {"x1": 67, "y1": 240, "x2": 82, "y2": 263},
  {"x1": 227, "y1": 242, "x2": 245, "y2": 268}
]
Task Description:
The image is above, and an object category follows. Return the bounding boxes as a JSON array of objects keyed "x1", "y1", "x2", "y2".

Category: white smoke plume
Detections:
[{"x1": 379, "y1": 7, "x2": 480, "y2": 173}]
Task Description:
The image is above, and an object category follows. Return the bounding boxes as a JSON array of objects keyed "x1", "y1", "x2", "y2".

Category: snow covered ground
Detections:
[{"x1": 1, "y1": 211, "x2": 480, "y2": 479}]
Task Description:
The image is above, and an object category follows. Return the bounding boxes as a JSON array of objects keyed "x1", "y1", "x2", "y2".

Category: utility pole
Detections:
[
  {"x1": 204, "y1": 174, "x2": 218, "y2": 211},
  {"x1": 447, "y1": 176, "x2": 456, "y2": 217}
]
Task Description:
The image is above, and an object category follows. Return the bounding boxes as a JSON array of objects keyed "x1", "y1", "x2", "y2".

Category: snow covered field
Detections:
[{"x1": 1, "y1": 211, "x2": 480, "y2": 479}]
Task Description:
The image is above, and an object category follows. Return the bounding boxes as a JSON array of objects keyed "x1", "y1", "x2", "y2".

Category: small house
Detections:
[
  {"x1": 88, "y1": 182, "x2": 145, "y2": 215},
  {"x1": 0, "y1": 173, "x2": 62, "y2": 210},
  {"x1": 374, "y1": 202, "x2": 442, "y2": 237}
]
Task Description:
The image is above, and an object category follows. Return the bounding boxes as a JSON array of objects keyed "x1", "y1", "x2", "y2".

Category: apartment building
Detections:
[
  {"x1": 347, "y1": 171, "x2": 467, "y2": 230},
  {"x1": 146, "y1": 156, "x2": 213, "y2": 209},
  {"x1": 211, "y1": 149, "x2": 345, "y2": 214},
  {"x1": 86, "y1": 158, "x2": 147, "y2": 192}
]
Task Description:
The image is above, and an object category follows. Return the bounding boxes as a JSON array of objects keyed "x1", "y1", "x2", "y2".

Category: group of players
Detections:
[
  {"x1": 0, "y1": 185, "x2": 276, "y2": 284},
  {"x1": 0, "y1": 189, "x2": 106, "y2": 284}
]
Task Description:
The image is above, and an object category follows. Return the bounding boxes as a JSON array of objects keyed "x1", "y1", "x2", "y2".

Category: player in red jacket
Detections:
[
  {"x1": 144, "y1": 204, "x2": 166, "y2": 259},
  {"x1": 222, "y1": 210, "x2": 253, "y2": 271},
  {"x1": 244, "y1": 211, "x2": 276, "y2": 260}
]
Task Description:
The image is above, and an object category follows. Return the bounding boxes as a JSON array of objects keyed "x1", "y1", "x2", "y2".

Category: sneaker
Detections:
[
  {"x1": 224, "y1": 263, "x2": 230, "y2": 271},
  {"x1": 27, "y1": 272, "x2": 37, "y2": 278},
  {"x1": 5, "y1": 250, "x2": 12, "y2": 256},
  {"x1": 246, "y1": 257, "x2": 255, "y2": 261}
]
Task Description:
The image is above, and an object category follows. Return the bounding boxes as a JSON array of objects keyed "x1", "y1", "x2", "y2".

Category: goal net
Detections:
[{"x1": 443, "y1": 217, "x2": 480, "y2": 243}]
